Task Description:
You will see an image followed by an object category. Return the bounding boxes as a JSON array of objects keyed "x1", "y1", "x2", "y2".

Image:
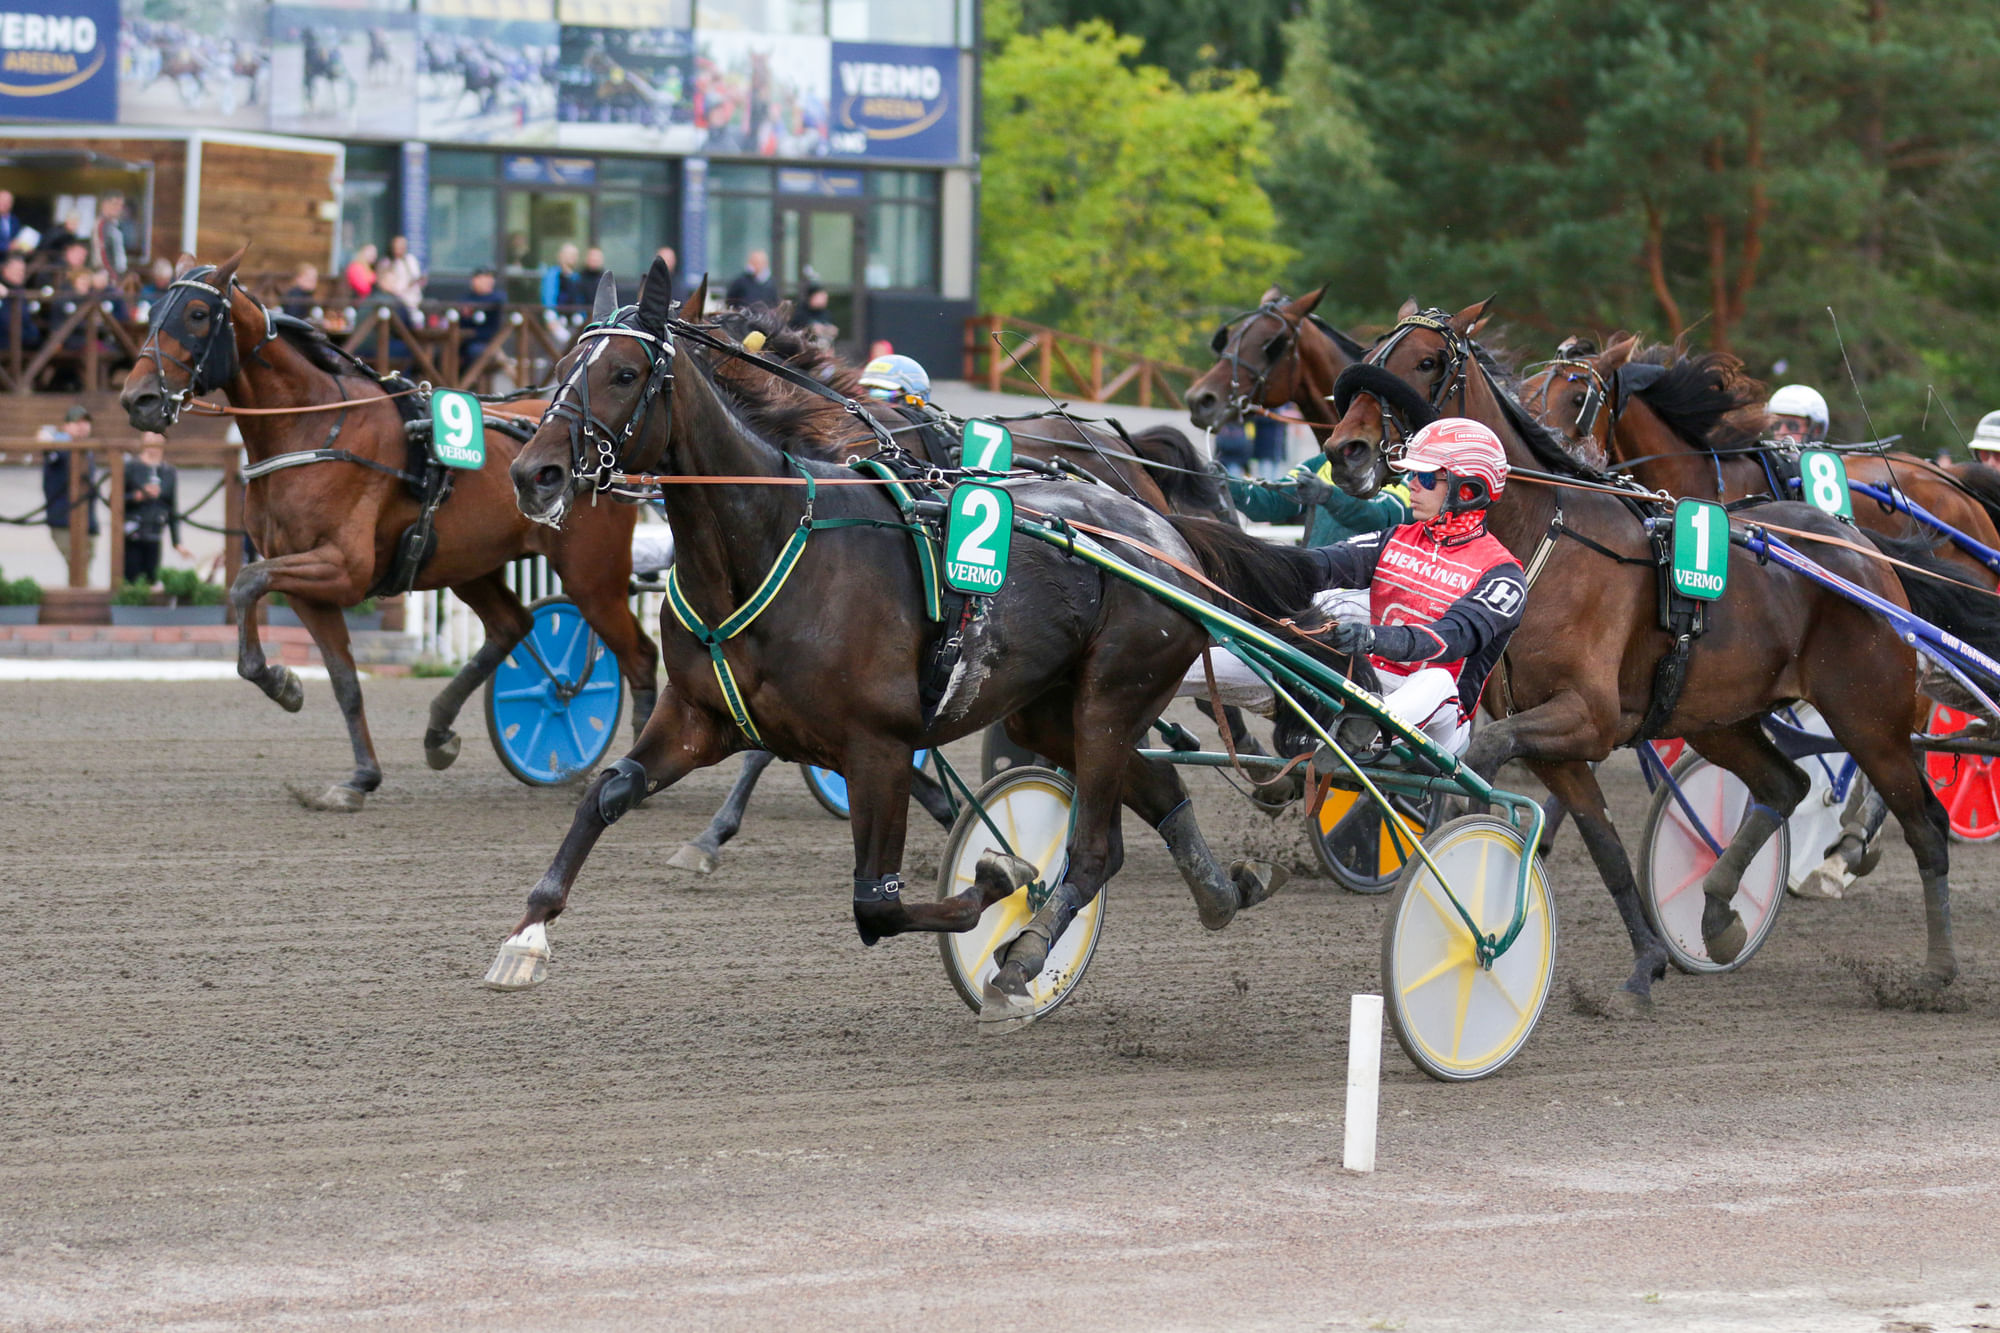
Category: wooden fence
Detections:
[{"x1": 961, "y1": 314, "x2": 1200, "y2": 408}]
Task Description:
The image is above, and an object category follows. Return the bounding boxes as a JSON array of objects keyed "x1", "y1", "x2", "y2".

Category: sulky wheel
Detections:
[
  {"x1": 1925, "y1": 704, "x2": 2000, "y2": 843},
  {"x1": 484, "y1": 595, "x2": 624, "y2": 786},
  {"x1": 1637, "y1": 754, "x2": 1789, "y2": 974},
  {"x1": 1381, "y1": 815, "x2": 1556, "y2": 1082},
  {"x1": 1309, "y1": 787, "x2": 1435, "y2": 895},
  {"x1": 936, "y1": 766, "x2": 1102, "y2": 1023},
  {"x1": 800, "y1": 751, "x2": 932, "y2": 821},
  {"x1": 979, "y1": 722, "x2": 1045, "y2": 782}
]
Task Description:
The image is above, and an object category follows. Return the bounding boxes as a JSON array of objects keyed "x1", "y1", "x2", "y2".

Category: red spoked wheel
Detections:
[
  {"x1": 1925, "y1": 704, "x2": 2000, "y2": 843},
  {"x1": 1650, "y1": 738, "x2": 1685, "y2": 770}
]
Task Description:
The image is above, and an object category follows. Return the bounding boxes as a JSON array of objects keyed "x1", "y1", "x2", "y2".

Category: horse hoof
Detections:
[
  {"x1": 1230, "y1": 858, "x2": 1289, "y2": 910},
  {"x1": 484, "y1": 924, "x2": 551, "y2": 991},
  {"x1": 1192, "y1": 888, "x2": 1237, "y2": 932},
  {"x1": 973, "y1": 849, "x2": 1038, "y2": 903},
  {"x1": 1790, "y1": 857, "x2": 1847, "y2": 901},
  {"x1": 1609, "y1": 987, "x2": 1654, "y2": 1020},
  {"x1": 424, "y1": 729, "x2": 462, "y2": 771},
  {"x1": 268, "y1": 666, "x2": 304, "y2": 713},
  {"x1": 287, "y1": 782, "x2": 365, "y2": 813},
  {"x1": 1705, "y1": 912, "x2": 1748, "y2": 966},
  {"x1": 665, "y1": 842, "x2": 718, "y2": 876},
  {"x1": 978, "y1": 966, "x2": 1039, "y2": 1034}
]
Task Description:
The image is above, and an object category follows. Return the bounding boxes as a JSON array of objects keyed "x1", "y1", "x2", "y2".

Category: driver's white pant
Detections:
[
  {"x1": 1174, "y1": 587, "x2": 1369, "y2": 715},
  {"x1": 1378, "y1": 667, "x2": 1471, "y2": 757}
]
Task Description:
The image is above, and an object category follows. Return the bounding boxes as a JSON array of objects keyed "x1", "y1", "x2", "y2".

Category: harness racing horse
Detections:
[
  {"x1": 1322, "y1": 299, "x2": 2000, "y2": 1010},
  {"x1": 491, "y1": 257, "x2": 1307, "y2": 1027},
  {"x1": 663, "y1": 303, "x2": 1251, "y2": 879},
  {"x1": 119, "y1": 249, "x2": 659, "y2": 812},
  {"x1": 1526, "y1": 336, "x2": 2000, "y2": 587},
  {"x1": 1184, "y1": 284, "x2": 1368, "y2": 441}
]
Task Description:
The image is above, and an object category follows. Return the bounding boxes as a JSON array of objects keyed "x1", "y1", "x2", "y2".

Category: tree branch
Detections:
[{"x1": 1642, "y1": 197, "x2": 1683, "y2": 338}]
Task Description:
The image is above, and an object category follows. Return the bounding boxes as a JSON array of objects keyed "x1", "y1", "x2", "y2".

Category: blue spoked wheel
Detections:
[
  {"x1": 483, "y1": 595, "x2": 625, "y2": 786},
  {"x1": 801, "y1": 751, "x2": 932, "y2": 819}
]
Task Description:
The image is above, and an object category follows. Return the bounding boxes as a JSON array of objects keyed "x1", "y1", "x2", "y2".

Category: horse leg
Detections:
[
  {"x1": 1680, "y1": 722, "x2": 1811, "y2": 964},
  {"x1": 666, "y1": 750, "x2": 775, "y2": 876},
  {"x1": 422, "y1": 571, "x2": 532, "y2": 770},
  {"x1": 1797, "y1": 785, "x2": 1889, "y2": 900},
  {"x1": 284, "y1": 598, "x2": 380, "y2": 813},
  {"x1": 228, "y1": 557, "x2": 307, "y2": 712},
  {"x1": 486, "y1": 685, "x2": 734, "y2": 990}
]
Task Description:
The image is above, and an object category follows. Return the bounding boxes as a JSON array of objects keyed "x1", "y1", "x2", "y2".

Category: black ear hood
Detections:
[
  {"x1": 1330, "y1": 363, "x2": 1441, "y2": 431},
  {"x1": 635, "y1": 255, "x2": 675, "y2": 334}
]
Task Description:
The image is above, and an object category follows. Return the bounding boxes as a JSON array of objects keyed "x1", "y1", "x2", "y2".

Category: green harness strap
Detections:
[
  {"x1": 664, "y1": 455, "x2": 938, "y2": 747},
  {"x1": 849, "y1": 457, "x2": 944, "y2": 623}
]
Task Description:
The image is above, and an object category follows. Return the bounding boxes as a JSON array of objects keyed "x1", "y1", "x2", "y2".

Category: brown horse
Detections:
[
  {"x1": 119, "y1": 249, "x2": 658, "y2": 812},
  {"x1": 490, "y1": 259, "x2": 1305, "y2": 1027},
  {"x1": 1321, "y1": 300, "x2": 1999, "y2": 1009},
  {"x1": 1184, "y1": 284, "x2": 1368, "y2": 441},
  {"x1": 1525, "y1": 336, "x2": 2000, "y2": 588}
]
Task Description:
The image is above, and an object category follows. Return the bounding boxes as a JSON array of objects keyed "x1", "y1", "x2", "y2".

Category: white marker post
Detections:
[{"x1": 1343, "y1": 993, "x2": 1384, "y2": 1172}]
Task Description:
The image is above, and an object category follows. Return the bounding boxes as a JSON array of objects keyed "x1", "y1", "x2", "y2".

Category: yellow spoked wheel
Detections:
[
  {"x1": 936, "y1": 766, "x2": 1102, "y2": 1022},
  {"x1": 1382, "y1": 815, "x2": 1557, "y2": 1082},
  {"x1": 1310, "y1": 787, "x2": 1432, "y2": 895}
]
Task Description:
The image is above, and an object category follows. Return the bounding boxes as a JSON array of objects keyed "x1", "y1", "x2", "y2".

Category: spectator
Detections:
[
  {"x1": 788, "y1": 282, "x2": 835, "y2": 345},
  {"x1": 123, "y1": 433, "x2": 190, "y2": 583},
  {"x1": 540, "y1": 242, "x2": 582, "y2": 307},
  {"x1": 1250, "y1": 408, "x2": 1290, "y2": 480},
  {"x1": 1212, "y1": 419, "x2": 1252, "y2": 476},
  {"x1": 0, "y1": 254, "x2": 41, "y2": 352},
  {"x1": 138, "y1": 256, "x2": 176, "y2": 302},
  {"x1": 724, "y1": 249, "x2": 777, "y2": 310},
  {"x1": 380, "y1": 234, "x2": 423, "y2": 298},
  {"x1": 91, "y1": 193, "x2": 128, "y2": 274},
  {"x1": 344, "y1": 243, "x2": 379, "y2": 299},
  {"x1": 504, "y1": 231, "x2": 532, "y2": 272},
  {"x1": 374, "y1": 257, "x2": 421, "y2": 319},
  {"x1": 0, "y1": 190, "x2": 20, "y2": 252},
  {"x1": 867, "y1": 338, "x2": 894, "y2": 360},
  {"x1": 459, "y1": 266, "x2": 504, "y2": 361},
  {"x1": 56, "y1": 239, "x2": 92, "y2": 290},
  {"x1": 280, "y1": 263, "x2": 320, "y2": 318},
  {"x1": 38, "y1": 405, "x2": 97, "y2": 565},
  {"x1": 579, "y1": 245, "x2": 606, "y2": 292}
]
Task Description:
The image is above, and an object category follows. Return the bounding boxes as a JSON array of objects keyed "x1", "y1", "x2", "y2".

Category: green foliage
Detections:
[
  {"x1": 1014, "y1": 0, "x2": 1297, "y2": 85},
  {"x1": 349, "y1": 597, "x2": 380, "y2": 617},
  {"x1": 0, "y1": 567, "x2": 41, "y2": 606},
  {"x1": 113, "y1": 579, "x2": 157, "y2": 607},
  {"x1": 159, "y1": 567, "x2": 226, "y2": 605},
  {"x1": 1265, "y1": 0, "x2": 2000, "y2": 449},
  {"x1": 409, "y1": 656, "x2": 459, "y2": 678},
  {"x1": 981, "y1": 4, "x2": 1296, "y2": 363}
]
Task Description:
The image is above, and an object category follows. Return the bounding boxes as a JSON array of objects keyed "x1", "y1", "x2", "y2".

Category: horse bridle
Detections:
[
  {"x1": 1532, "y1": 356, "x2": 1615, "y2": 449},
  {"x1": 541, "y1": 305, "x2": 677, "y2": 495},
  {"x1": 1208, "y1": 302, "x2": 1305, "y2": 419},
  {"x1": 135, "y1": 265, "x2": 279, "y2": 424}
]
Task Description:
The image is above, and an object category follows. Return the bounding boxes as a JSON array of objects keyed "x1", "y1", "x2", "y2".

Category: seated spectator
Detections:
[
  {"x1": 344, "y1": 243, "x2": 378, "y2": 300},
  {"x1": 137, "y1": 256, "x2": 176, "y2": 303},
  {"x1": 459, "y1": 266, "x2": 504, "y2": 361},
  {"x1": 54, "y1": 239, "x2": 92, "y2": 291},
  {"x1": 579, "y1": 245, "x2": 606, "y2": 293},
  {"x1": 0, "y1": 254, "x2": 42, "y2": 351},
  {"x1": 381, "y1": 234, "x2": 423, "y2": 300},
  {"x1": 540, "y1": 242, "x2": 582, "y2": 308},
  {"x1": 374, "y1": 258, "x2": 422, "y2": 320},
  {"x1": 281, "y1": 263, "x2": 321, "y2": 319}
]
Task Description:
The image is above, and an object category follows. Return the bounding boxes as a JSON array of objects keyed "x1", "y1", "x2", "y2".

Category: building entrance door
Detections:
[{"x1": 777, "y1": 201, "x2": 864, "y2": 359}]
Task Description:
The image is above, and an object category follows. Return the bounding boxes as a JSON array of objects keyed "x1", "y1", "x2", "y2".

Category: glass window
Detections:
[
  {"x1": 713, "y1": 194, "x2": 774, "y2": 278},
  {"x1": 864, "y1": 169, "x2": 937, "y2": 289},
  {"x1": 597, "y1": 190, "x2": 675, "y2": 279},
  {"x1": 867, "y1": 169, "x2": 937, "y2": 201},
  {"x1": 504, "y1": 189, "x2": 593, "y2": 271},
  {"x1": 429, "y1": 183, "x2": 499, "y2": 274},
  {"x1": 339, "y1": 178, "x2": 394, "y2": 270},
  {"x1": 345, "y1": 144, "x2": 399, "y2": 176},
  {"x1": 711, "y1": 164, "x2": 773, "y2": 193},
  {"x1": 431, "y1": 150, "x2": 498, "y2": 181},
  {"x1": 598, "y1": 157, "x2": 670, "y2": 188}
]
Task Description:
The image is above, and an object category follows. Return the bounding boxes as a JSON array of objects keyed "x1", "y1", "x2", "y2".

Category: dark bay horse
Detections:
[
  {"x1": 1526, "y1": 336, "x2": 2000, "y2": 588},
  {"x1": 1184, "y1": 284, "x2": 1368, "y2": 441},
  {"x1": 119, "y1": 249, "x2": 658, "y2": 812},
  {"x1": 491, "y1": 258, "x2": 1306, "y2": 1027},
  {"x1": 1322, "y1": 300, "x2": 2000, "y2": 1009}
]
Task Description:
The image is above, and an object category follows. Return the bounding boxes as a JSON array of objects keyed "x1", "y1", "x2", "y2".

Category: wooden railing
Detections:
[{"x1": 962, "y1": 314, "x2": 1201, "y2": 408}]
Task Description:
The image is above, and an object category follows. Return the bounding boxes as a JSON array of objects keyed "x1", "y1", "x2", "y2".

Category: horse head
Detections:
[
  {"x1": 1184, "y1": 283, "x2": 1329, "y2": 430},
  {"x1": 1520, "y1": 333, "x2": 1640, "y2": 469},
  {"x1": 1321, "y1": 297, "x2": 1493, "y2": 498},
  {"x1": 512, "y1": 257, "x2": 677, "y2": 527},
  {"x1": 120, "y1": 244, "x2": 256, "y2": 432}
]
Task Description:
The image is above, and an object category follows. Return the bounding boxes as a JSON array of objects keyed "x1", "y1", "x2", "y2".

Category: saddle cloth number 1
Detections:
[
  {"x1": 1671, "y1": 498, "x2": 1729, "y2": 600},
  {"x1": 944, "y1": 483, "x2": 1013, "y2": 595}
]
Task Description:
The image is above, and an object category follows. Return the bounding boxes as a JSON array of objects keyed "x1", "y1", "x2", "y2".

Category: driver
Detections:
[
  {"x1": 859, "y1": 353, "x2": 958, "y2": 468},
  {"x1": 1767, "y1": 384, "x2": 1830, "y2": 449},
  {"x1": 1313, "y1": 418, "x2": 1527, "y2": 756}
]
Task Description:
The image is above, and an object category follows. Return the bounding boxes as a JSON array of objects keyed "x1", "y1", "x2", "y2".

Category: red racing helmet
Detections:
[{"x1": 1392, "y1": 417, "x2": 1509, "y2": 510}]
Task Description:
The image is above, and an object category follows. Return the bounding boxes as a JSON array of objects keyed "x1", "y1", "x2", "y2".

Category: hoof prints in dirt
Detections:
[{"x1": 1838, "y1": 954, "x2": 1970, "y2": 1013}]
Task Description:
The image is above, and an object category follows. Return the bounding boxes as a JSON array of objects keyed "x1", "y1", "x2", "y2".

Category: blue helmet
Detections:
[{"x1": 858, "y1": 353, "x2": 931, "y2": 405}]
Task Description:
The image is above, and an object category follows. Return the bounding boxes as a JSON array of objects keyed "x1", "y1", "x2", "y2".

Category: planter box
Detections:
[
  {"x1": 110, "y1": 605, "x2": 229, "y2": 627},
  {"x1": 0, "y1": 604, "x2": 40, "y2": 625},
  {"x1": 264, "y1": 606, "x2": 383, "y2": 630},
  {"x1": 345, "y1": 612, "x2": 385, "y2": 631}
]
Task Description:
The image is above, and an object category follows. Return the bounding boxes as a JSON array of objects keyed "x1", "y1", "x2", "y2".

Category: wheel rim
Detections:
[
  {"x1": 488, "y1": 601, "x2": 621, "y2": 784},
  {"x1": 1312, "y1": 788, "x2": 1424, "y2": 893},
  {"x1": 1386, "y1": 819, "x2": 1554, "y2": 1080},
  {"x1": 938, "y1": 770, "x2": 1100, "y2": 1018},
  {"x1": 1926, "y1": 705, "x2": 2000, "y2": 842},
  {"x1": 1644, "y1": 761, "x2": 1788, "y2": 972}
]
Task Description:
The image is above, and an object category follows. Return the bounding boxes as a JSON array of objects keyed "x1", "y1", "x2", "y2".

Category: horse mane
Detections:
[
  {"x1": 269, "y1": 310, "x2": 363, "y2": 380},
  {"x1": 1626, "y1": 345, "x2": 1767, "y2": 456},
  {"x1": 1307, "y1": 312, "x2": 1369, "y2": 362},
  {"x1": 1471, "y1": 343, "x2": 1605, "y2": 480},
  {"x1": 1127, "y1": 423, "x2": 1230, "y2": 515},
  {"x1": 684, "y1": 338, "x2": 858, "y2": 461},
  {"x1": 704, "y1": 306, "x2": 863, "y2": 396}
]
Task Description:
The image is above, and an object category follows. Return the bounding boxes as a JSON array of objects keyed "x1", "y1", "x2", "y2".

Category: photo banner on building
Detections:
[
  {"x1": 0, "y1": 0, "x2": 117, "y2": 122},
  {"x1": 827, "y1": 42, "x2": 957, "y2": 163},
  {"x1": 415, "y1": 14, "x2": 560, "y2": 144},
  {"x1": 693, "y1": 30, "x2": 827, "y2": 159},
  {"x1": 119, "y1": 0, "x2": 271, "y2": 130},
  {"x1": 556, "y1": 0, "x2": 687, "y2": 27},
  {"x1": 555, "y1": 25, "x2": 696, "y2": 152},
  {"x1": 268, "y1": 5, "x2": 418, "y2": 138}
]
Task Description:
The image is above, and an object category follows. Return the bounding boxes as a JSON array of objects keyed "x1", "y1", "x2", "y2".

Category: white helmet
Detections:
[
  {"x1": 1768, "y1": 384, "x2": 1830, "y2": 437},
  {"x1": 1970, "y1": 410, "x2": 2000, "y2": 454}
]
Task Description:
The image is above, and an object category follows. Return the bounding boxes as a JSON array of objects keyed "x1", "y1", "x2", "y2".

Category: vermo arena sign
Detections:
[{"x1": 0, "y1": 0, "x2": 115, "y2": 121}]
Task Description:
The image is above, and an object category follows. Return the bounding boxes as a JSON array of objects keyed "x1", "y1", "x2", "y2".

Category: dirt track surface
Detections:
[{"x1": 3, "y1": 679, "x2": 1999, "y2": 1331}]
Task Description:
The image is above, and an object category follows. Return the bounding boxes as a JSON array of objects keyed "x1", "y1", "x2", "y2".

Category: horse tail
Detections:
[
  {"x1": 1865, "y1": 528, "x2": 2000, "y2": 684},
  {"x1": 1946, "y1": 461, "x2": 2000, "y2": 537},
  {"x1": 1127, "y1": 425, "x2": 1231, "y2": 520},
  {"x1": 1166, "y1": 515, "x2": 1322, "y2": 619}
]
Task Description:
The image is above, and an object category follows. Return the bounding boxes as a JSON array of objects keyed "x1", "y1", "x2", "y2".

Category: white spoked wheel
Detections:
[
  {"x1": 1382, "y1": 815, "x2": 1556, "y2": 1083},
  {"x1": 1638, "y1": 755, "x2": 1790, "y2": 975},
  {"x1": 936, "y1": 766, "x2": 1101, "y2": 1023}
]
